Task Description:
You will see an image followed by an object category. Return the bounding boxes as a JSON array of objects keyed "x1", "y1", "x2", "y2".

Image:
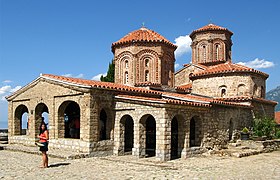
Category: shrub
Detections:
[
  {"x1": 241, "y1": 127, "x2": 249, "y2": 133},
  {"x1": 275, "y1": 129, "x2": 280, "y2": 139},
  {"x1": 252, "y1": 116, "x2": 276, "y2": 138}
]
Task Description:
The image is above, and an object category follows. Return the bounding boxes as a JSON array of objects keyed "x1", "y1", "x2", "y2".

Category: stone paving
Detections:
[{"x1": 1, "y1": 149, "x2": 280, "y2": 179}]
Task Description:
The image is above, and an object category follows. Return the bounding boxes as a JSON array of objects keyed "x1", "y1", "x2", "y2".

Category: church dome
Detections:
[
  {"x1": 112, "y1": 27, "x2": 176, "y2": 52},
  {"x1": 190, "y1": 23, "x2": 233, "y2": 38}
]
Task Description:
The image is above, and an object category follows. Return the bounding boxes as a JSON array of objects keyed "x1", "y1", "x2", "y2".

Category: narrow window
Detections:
[
  {"x1": 145, "y1": 59, "x2": 149, "y2": 67},
  {"x1": 202, "y1": 45, "x2": 206, "y2": 62},
  {"x1": 145, "y1": 70, "x2": 149, "y2": 82},
  {"x1": 215, "y1": 44, "x2": 220, "y2": 60},
  {"x1": 221, "y1": 88, "x2": 226, "y2": 97},
  {"x1": 125, "y1": 72, "x2": 128, "y2": 84},
  {"x1": 125, "y1": 60, "x2": 128, "y2": 69}
]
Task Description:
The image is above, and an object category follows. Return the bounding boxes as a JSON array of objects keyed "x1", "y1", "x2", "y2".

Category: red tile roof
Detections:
[
  {"x1": 42, "y1": 74, "x2": 161, "y2": 95},
  {"x1": 134, "y1": 82, "x2": 162, "y2": 87},
  {"x1": 111, "y1": 27, "x2": 176, "y2": 51},
  {"x1": 190, "y1": 62, "x2": 269, "y2": 79},
  {"x1": 176, "y1": 83, "x2": 192, "y2": 93},
  {"x1": 275, "y1": 112, "x2": 280, "y2": 124},
  {"x1": 214, "y1": 96, "x2": 277, "y2": 105},
  {"x1": 116, "y1": 94, "x2": 211, "y2": 108},
  {"x1": 21, "y1": 74, "x2": 253, "y2": 109},
  {"x1": 190, "y1": 23, "x2": 233, "y2": 38}
]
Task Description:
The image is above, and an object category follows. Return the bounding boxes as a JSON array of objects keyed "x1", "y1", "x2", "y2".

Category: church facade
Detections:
[{"x1": 6, "y1": 24, "x2": 276, "y2": 161}]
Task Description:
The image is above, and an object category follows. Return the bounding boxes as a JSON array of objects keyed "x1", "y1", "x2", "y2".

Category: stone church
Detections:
[{"x1": 6, "y1": 24, "x2": 276, "y2": 161}]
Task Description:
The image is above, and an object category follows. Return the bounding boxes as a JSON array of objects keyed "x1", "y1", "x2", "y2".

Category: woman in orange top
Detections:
[{"x1": 37, "y1": 122, "x2": 49, "y2": 168}]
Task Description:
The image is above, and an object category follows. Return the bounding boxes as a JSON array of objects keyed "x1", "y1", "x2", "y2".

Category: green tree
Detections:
[
  {"x1": 100, "y1": 60, "x2": 115, "y2": 82},
  {"x1": 252, "y1": 116, "x2": 276, "y2": 138}
]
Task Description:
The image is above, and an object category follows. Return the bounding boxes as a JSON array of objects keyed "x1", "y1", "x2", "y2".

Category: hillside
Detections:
[{"x1": 266, "y1": 86, "x2": 280, "y2": 112}]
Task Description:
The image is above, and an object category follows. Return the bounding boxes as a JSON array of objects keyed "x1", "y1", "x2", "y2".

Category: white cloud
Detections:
[
  {"x1": 92, "y1": 73, "x2": 107, "y2": 81},
  {"x1": 0, "y1": 86, "x2": 11, "y2": 95},
  {"x1": 0, "y1": 85, "x2": 22, "y2": 101},
  {"x1": 62, "y1": 73, "x2": 84, "y2": 78},
  {"x1": 174, "y1": 35, "x2": 192, "y2": 58},
  {"x1": 11, "y1": 86, "x2": 22, "y2": 93},
  {"x1": 3, "y1": 80, "x2": 12, "y2": 83},
  {"x1": 175, "y1": 63, "x2": 180, "y2": 70},
  {"x1": 62, "y1": 74, "x2": 72, "y2": 77},
  {"x1": 237, "y1": 58, "x2": 275, "y2": 69}
]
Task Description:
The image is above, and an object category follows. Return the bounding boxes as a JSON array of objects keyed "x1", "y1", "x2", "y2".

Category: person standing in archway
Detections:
[{"x1": 37, "y1": 122, "x2": 49, "y2": 168}]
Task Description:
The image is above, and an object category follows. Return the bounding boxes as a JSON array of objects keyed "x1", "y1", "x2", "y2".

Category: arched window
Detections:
[
  {"x1": 215, "y1": 44, "x2": 220, "y2": 60},
  {"x1": 125, "y1": 71, "x2": 128, "y2": 84},
  {"x1": 125, "y1": 60, "x2": 128, "y2": 69},
  {"x1": 219, "y1": 85, "x2": 227, "y2": 97},
  {"x1": 221, "y1": 89, "x2": 226, "y2": 97},
  {"x1": 145, "y1": 59, "x2": 149, "y2": 67},
  {"x1": 202, "y1": 45, "x2": 206, "y2": 62},
  {"x1": 145, "y1": 70, "x2": 149, "y2": 82},
  {"x1": 237, "y1": 84, "x2": 245, "y2": 96}
]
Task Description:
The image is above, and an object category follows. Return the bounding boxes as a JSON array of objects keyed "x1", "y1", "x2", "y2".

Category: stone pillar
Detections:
[
  {"x1": 156, "y1": 116, "x2": 171, "y2": 161},
  {"x1": 7, "y1": 101, "x2": 13, "y2": 138},
  {"x1": 113, "y1": 112, "x2": 124, "y2": 155},
  {"x1": 48, "y1": 100, "x2": 55, "y2": 139}
]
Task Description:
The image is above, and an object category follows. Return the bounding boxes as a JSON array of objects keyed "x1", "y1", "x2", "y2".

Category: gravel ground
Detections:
[{"x1": 0, "y1": 150, "x2": 280, "y2": 179}]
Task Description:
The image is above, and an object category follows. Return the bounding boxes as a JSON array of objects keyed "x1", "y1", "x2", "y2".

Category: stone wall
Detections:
[
  {"x1": 191, "y1": 73, "x2": 265, "y2": 98},
  {"x1": 251, "y1": 100, "x2": 276, "y2": 119},
  {"x1": 174, "y1": 65, "x2": 204, "y2": 87}
]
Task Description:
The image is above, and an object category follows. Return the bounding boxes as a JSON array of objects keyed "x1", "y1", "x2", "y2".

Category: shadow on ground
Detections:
[{"x1": 48, "y1": 162, "x2": 71, "y2": 168}]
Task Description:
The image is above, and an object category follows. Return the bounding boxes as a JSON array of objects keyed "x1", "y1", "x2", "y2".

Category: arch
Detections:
[
  {"x1": 139, "y1": 114, "x2": 156, "y2": 157},
  {"x1": 213, "y1": 39, "x2": 225, "y2": 61},
  {"x1": 120, "y1": 115, "x2": 134, "y2": 153},
  {"x1": 171, "y1": 117, "x2": 178, "y2": 159},
  {"x1": 214, "y1": 43, "x2": 220, "y2": 61},
  {"x1": 198, "y1": 42, "x2": 208, "y2": 63},
  {"x1": 115, "y1": 51, "x2": 133, "y2": 84},
  {"x1": 99, "y1": 109, "x2": 107, "y2": 140},
  {"x1": 237, "y1": 84, "x2": 246, "y2": 96},
  {"x1": 189, "y1": 116, "x2": 202, "y2": 147},
  {"x1": 35, "y1": 103, "x2": 49, "y2": 136},
  {"x1": 229, "y1": 119, "x2": 233, "y2": 141},
  {"x1": 219, "y1": 85, "x2": 227, "y2": 97},
  {"x1": 58, "y1": 101, "x2": 80, "y2": 139},
  {"x1": 137, "y1": 49, "x2": 159, "y2": 82},
  {"x1": 14, "y1": 104, "x2": 29, "y2": 135},
  {"x1": 115, "y1": 51, "x2": 133, "y2": 61}
]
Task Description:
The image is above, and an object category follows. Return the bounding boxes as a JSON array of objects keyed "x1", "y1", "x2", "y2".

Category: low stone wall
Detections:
[
  {"x1": 257, "y1": 139, "x2": 280, "y2": 152},
  {"x1": 49, "y1": 139, "x2": 114, "y2": 154},
  {"x1": 9, "y1": 136, "x2": 35, "y2": 146},
  {"x1": 8, "y1": 135, "x2": 114, "y2": 155},
  {"x1": 183, "y1": 147, "x2": 207, "y2": 157}
]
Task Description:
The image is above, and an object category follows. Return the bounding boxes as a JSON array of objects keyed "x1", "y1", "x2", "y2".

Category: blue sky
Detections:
[{"x1": 0, "y1": 0, "x2": 280, "y2": 128}]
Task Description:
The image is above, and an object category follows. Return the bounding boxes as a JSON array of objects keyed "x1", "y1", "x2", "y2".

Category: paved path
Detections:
[{"x1": 1, "y1": 150, "x2": 280, "y2": 179}]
